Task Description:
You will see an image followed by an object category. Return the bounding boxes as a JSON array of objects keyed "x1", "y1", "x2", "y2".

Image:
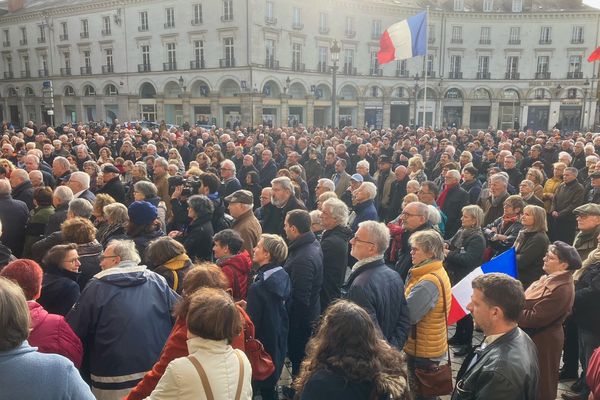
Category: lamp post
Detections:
[
  {"x1": 330, "y1": 40, "x2": 340, "y2": 129},
  {"x1": 283, "y1": 76, "x2": 291, "y2": 95},
  {"x1": 438, "y1": 77, "x2": 444, "y2": 128},
  {"x1": 413, "y1": 73, "x2": 420, "y2": 128},
  {"x1": 583, "y1": 78, "x2": 591, "y2": 130},
  {"x1": 178, "y1": 76, "x2": 186, "y2": 96}
]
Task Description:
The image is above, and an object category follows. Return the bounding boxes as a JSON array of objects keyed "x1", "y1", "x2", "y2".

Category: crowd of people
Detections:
[{"x1": 1, "y1": 119, "x2": 600, "y2": 400}]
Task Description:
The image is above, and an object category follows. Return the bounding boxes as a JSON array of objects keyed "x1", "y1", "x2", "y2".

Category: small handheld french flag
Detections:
[
  {"x1": 377, "y1": 11, "x2": 427, "y2": 65},
  {"x1": 447, "y1": 248, "x2": 518, "y2": 325}
]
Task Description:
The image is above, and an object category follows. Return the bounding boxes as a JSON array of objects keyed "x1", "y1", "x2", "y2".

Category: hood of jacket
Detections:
[
  {"x1": 373, "y1": 372, "x2": 409, "y2": 400},
  {"x1": 217, "y1": 250, "x2": 252, "y2": 274},
  {"x1": 28, "y1": 301, "x2": 49, "y2": 332},
  {"x1": 163, "y1": 254, "x2": 192, "y2": 271},
  {"x1": 93, "y1": 262, "x2": 150, "y2": 288},
  {"x1": 258, "y1": 264, "x2": 291, "y2": 300},
  {"x1": 322, "y1": 224, "x2": 353, "y2": 242},
  {"x1": 77, "y1": 240, "x2": 103, "y2": 257},
  {"x1": 354, "y1": 199, "x2": 376, "y2": 213},
  {"x1": 288, "y1": 231, "x2": 317, "y2": 252}
]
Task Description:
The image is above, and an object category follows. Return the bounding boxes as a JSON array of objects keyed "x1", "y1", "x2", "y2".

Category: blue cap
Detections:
[{"x1": 351, "y1": 173, "x2": 364, "y2": 182}]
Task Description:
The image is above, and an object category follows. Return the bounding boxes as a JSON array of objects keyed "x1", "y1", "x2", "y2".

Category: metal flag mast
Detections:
[{"x1": 422, "y1": 6, "x2": 429, "y2": 128}]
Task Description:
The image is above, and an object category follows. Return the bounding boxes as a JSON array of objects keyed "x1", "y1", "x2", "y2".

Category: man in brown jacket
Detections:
[
  {"x1": 225, "y1": 189, "x2": 262, "y2": 257},
  {"x1": 550, "y1": 167, "x2": 585, "y2": 244},
  {"x1": 153, "y1": 157, "x2": 172, "y2": 219}
]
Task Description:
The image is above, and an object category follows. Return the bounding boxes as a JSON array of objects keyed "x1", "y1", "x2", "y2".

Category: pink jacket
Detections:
[{"x1": 28, "y1": 301, "x2": 83, "y2": 368}]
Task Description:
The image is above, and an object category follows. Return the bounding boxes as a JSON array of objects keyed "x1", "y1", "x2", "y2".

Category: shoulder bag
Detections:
[
  {"x1": 244, "y1": 323, "x2": 275, "y2": 381},
  {"x1": 188, "y1": 349, "x2": 245, "y2": 400}
]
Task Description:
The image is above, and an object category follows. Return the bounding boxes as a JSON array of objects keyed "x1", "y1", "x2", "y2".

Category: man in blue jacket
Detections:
[
  {"x1": 283, "y1": 209, "x2": 323, "y2": 377},
  {"x1": 67, "y1": 239, "x2": 179, "y2": 399},
  {"x1": 342, "y1": 220, "x2": 410, "y2": 350}
]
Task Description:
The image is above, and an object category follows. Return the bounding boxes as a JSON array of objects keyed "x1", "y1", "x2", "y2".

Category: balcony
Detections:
[
  {"x1": 191, "y1": 18, "x2": 202, "y2": 26},
  {"x1": 449, "y1": 71, "x2": 463, "y2": 79},
  {"x1": 138, "y1": 25, "x2": 148, "y2": 32},
  {"x1": 396, "y1": 69, "x2": 409, "y2": 78},
  {"x1": 567, "y1": 71, "x2": 583, "y2": 79},
  {"x1": 137, "y1": 63, "x2": 151, "y2": 72},
  {"x1": 19, "y1": 39, "x2": 27, "y2": 46},
  {"x1": 164, "y1": 22, "x2": 175, "y2": 29},
  {"x1": 371, "y1": 32, "x2": 381, "y2": 40},
  {"x1": 370, "y1": 68, "x2": 383, "y2": 76},
  {"x1": 2, "y1": 41, "x2": 9, "y2": 47},
  {"x1": 221, "y1": 15, "x2": 233, "y2": 22},
  {"x1": 59, "y1": 34, "x2": 68, "y2": 41},
  {"x1": 450, "y1": 38, "x2": 463, "y2": 44},
  {"x1": 60, "y1": 68, "x2": 71, "y2": 76},
  {"x1": 163, "y1": 62, "x2": 177, "y2": 71},
  {"x1": 80, "y1": 32, "x2": 89, "y2": 39},
  {"x1": 102, "y1": 65, "x2": 114, "y2": 74},
  {"x1": 265, "y1": 17, "x2": 277, "y2": 25},
  {"x1": 477, "y1": 72, "x2": 491, "y2": 79},
  {"x1": 535, "y1": 72, "x2": 551, "y2": 79},
  {"x1": 319, "y1": 27, "x2": 330, "y2": 35},
  {"x1": 571, "y1": 38, "x2": 584, "y2": 44},
  {"x1": 3, "y1": 71, "x2": 13, "y2": 79},
  {"x1": 219, "y1": 58, "x2": 235, "y2": 68},
  {"x1": 428, "y1": 37, "x2": 435, "y2": 44},
  {"x1": 190, "y1": 60, "x2": 205, "y2": 69},
  {"x1": 426, "y1": 71, "x2": 436, "y2": 78},
  {"x1": 265, "y1": 58, "x2": 279, "y2": 69},
  {"x1": 317, "y1": 62, "x2": 328, "y2": 73},
  {"x1": 539, "y1": 39, "x2": 552, "y2": 45},
  {"x1": 101, "y1": 29, "x2": 111, "y2": 36},
  {"x1": 20, "y1": 70, "x2": 30, "y2": 78},
  {"x1": 505, "y1": 72, "x2": 520, "y2": 80},
  {"x1": 479, "y1": 39, "x2": 491, "y2": 45},
  {"x1": 37, "y1": 37, "x2": 45, "y2": 44},
  {"x1": 508, "y1": 39, "x2": 521, "y2": 45},
  {"x1": 344, "y1": 64, "x2": 357, "y2": 75},
  {"x1": 80, "y1": 66, "x2": 92, "y2": 75},
  {"x1": 38, "y1": 69, "x2": 48, "y2": 77},
  {"x1": 291, "y1": 62, "x2": 305, "y2": 72},
  {"x1": 292, "y1": 22, "x2": 304, "y2": 30},
  {"x1": 344, "y1": 30, "x2": 356, "y2": 39}
]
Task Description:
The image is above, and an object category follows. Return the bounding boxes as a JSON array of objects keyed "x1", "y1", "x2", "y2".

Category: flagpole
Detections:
[{"x1": 423, "y1": 6, "x2": 429, "y2": 128}]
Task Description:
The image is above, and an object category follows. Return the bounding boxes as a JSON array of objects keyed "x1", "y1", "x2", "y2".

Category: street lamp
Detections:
[
  {"x1": 284, "y1": 76, "x2": 291, "y2": 96},
  {"x1": 413, "y1": 73, "x2": 420, "y2": 127},
  {"x1": 178, "y1": 76, "x2": 186, "y2": 95},
  {"x1": 330, "y1": 40, "x2": 340, "y2": 129}
]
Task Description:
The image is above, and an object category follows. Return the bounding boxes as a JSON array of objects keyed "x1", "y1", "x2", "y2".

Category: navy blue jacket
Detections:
[
  {"x1": 246, "y1": 264, "x2": 291, "y2": 383},
  {"x1": 342, "y1": 258, "x2": 411, "y2": 349},
  {"x1": 351, "y1": 199, "x2": 378, "y2": 232},
  {"x1": 0, "y1": 194, "x2": 29, "y2": 257},
  {"x1": 66, "y1": 264, "x2": 178, "y2": 391}
]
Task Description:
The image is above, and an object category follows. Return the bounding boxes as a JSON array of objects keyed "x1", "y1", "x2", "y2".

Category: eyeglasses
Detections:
[
  {"x1": 417, "y1": 190, "x2": 432, "y2": 195},
  {"x1": 100, "y1": 255, "x2": 119, "y2": 261},
  {"x1": 401, "y1": 211, "x2": 423, "y2": 218},
  {"x1": 65, "y1": 257, "x2": 80, "y2": 264},
  {"x1": 351, "y1": 235, "x2": 375, "y2": 245}
]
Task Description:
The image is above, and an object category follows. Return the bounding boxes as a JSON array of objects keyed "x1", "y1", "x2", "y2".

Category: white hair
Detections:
[
  {"x1": 53, "y1": 186, "x2": 74, "y2": 205},
  {"x1": 357, "y1": 220, "x2": 390, "y2": 254},
  {"x1": 317, "y1": 178, "x2": 335, "y2": 191},
  {"x1": 446, "y1": 170, "x2": 461, "y2": 181},
  {"x1": 221, "y1": 159, "x2": 236, "y2": 172},
  {"x1": 70, "y1": 171, "x2": 90, "y2": 189},
  {"x1": 322, "y1": 198, "x2": 349, "y2": 226},
  {"x1": 360, "y1": 182, "x2": 377, "y2": 200},
  {"x1": 356, "y1": 159, "x2": 370, "y2": 170},
  {"x1": 109, "y1": 239, "x2": 141, "y2": 264},
  {"x1": 427, "y1": 205, "x2": 442, "y2": 226}
]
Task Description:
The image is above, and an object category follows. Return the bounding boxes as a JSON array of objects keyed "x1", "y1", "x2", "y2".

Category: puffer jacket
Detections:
[
  {"x1": 153, "y1": 254, "x2": 194, "y2": 294},
  {"x1": 320, "y1": 224, "x2": 352, "y2": 312},
  {"x1": 66, "y1": 263, "x2": 179, "y2": 393},
  {"x1": 28, "y1": 301, "x2": 83, "y2": 368},
  {"x1": 342, "y1": 258, "x2": 410, "y2": 349},
  {"x1": 217, "y1": 250, "x2": 253, "y2": 301}
]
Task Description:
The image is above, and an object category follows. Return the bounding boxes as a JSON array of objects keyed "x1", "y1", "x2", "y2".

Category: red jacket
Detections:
[
  {"x1": 125, "y1": 304, "x2": 254, "y2": 400},
  {"x1": 218, "y1": 250, "x2": 253, "y2": 300},
  {"x1": 27, "y1": 301, "x2": 83, "y2": 368}
]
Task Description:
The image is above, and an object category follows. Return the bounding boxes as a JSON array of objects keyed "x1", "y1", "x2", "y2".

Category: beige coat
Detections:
[{"x1": 146, "y1": 337, "x2": 252, "y2": 400}]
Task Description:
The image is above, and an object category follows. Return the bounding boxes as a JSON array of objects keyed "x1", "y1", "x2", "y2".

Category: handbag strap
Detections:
[
  {"x1": 413, "y1": 272, "x2": 452, "y2": 367},
  {"x1": 188, "y1": 356, "x2": 215, "y2": 400},
  {"x1": 188, "y1": 351, "x2": 244, "y2": 400}
]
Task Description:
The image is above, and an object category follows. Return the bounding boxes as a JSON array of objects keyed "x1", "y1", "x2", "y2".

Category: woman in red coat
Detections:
[
  {"x1": 518, "y1": 241, "x2": 580, "y2": 400},
  {"x1": 125, "y1": 263, "x2": 254, "y2": 400},
  {"x1": 213, "y1": 229, "x2": 253, "y2": 301},
  {"x1": 0, "y1": 259, "x2": 83, "y2": 368}
]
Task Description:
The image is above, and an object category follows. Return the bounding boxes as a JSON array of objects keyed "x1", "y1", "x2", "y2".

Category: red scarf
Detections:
[
  {"x1": 501, "y1": 215, "x2": 519, "y2": 231},
  {"x1": 437, "y1": 182, "x2": 457, "y2": 209}
]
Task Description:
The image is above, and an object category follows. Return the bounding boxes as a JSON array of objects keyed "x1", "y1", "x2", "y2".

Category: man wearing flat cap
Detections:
[
  {"x1": 374, "y1": 155, "x2": 395, "y2": 222},
  {"x1": 97, "y1": 164, "x2": 126, "y2": 203},
  {"x1": 585, "y1": 172, "x2": 600, "y2": 204},
  {"x1": 225, "y1": 189, "x2": 262, "y2": 256}
]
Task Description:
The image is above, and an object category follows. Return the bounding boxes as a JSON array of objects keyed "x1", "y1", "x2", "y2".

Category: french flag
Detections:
[
  {"x1": 447, "y1": 248, "x2": 518, "y2": 325},
  {"x1": 377, "y1": 11, "x2": 427, "y2": 65}
]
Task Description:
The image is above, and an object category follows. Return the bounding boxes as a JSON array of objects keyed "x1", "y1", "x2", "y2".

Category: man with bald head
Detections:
[
  {"x1": 29, "y1": 170, "x2": 44, "y2": 188},
  {"x1": 0, "y1": 178, "x2": 29, "y2": 257},
  {"x1": 52, "y1": 156, "x2": 72, "y2": 185},
  {"x1": 388, "y1": 165, "x2": 409, "y2": 221},
  {"x1": 259, "y1": 149, "x2": 277, "y2": 188},
  {"x1": 237, "y1": 154, "x2": 258, "y2": 184},
  {"x1": 9, "y1": 169, "x2": 34, "y2": 210},
  {"x1": 23, "y1": 154, "x2": 55, "y2": 188}
]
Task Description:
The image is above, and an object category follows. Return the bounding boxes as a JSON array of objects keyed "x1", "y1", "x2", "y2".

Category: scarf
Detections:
[
  {"x1": 575, "y1": 247, "x2": 600, "y2": 281},
  {"x1": 451, "y1": 227, "x2": 480, "y2": 250},
  {"x1": 437, "y1": 183, "x2": 457, "y2": 209},
  {"x1": 501, "y1": 215, "x2": 519, "y2": 231}
]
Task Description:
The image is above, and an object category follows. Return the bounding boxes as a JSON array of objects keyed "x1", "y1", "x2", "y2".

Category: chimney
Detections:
[{"x1": 8, "y1": 0, "x2": 25, "y2": 12}]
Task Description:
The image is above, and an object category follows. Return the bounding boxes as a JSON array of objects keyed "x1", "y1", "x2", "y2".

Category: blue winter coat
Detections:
[
  {"x1": 66, "y1": 263, "x2": 179, "y2": 392},
  {"x1": 351, "y1": 199, "x2": 378, "y2": 232},
  {"x1": 246, "y1": 264, "x2": 291, "y2": 383}
]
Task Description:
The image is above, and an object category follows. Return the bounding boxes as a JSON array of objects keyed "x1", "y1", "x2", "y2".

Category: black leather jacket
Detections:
[{"x1": 452, "y1": 327, "x2": 539, "y2": 400}]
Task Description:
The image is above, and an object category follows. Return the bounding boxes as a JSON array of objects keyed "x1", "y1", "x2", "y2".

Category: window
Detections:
[
  {"x1": 454, "y1": 0, "x2": 464, "y2": 11},
  {"x1": 40, "y1": 54, "x2": 47, "y2": 72},
  {"x1": 318, "y1": 46, "x2": 328, "y2": 72},
  {"x1": 483, "y1": 0, "x2": 493, "y2": 12},
  {"x1": 166, "y1": 43, "x2": 176, "y2": 65},
  {"x1": 81, "y1": 19, "x2": 89, "y2": 38},
  {"x1": 540, "y1": 27, "x2": 551, "y2": 43},
  {"x1": 83, "y1": 50, "x2": 91, "y2": 68},
  {"x1": 509, "y1": 27, "x2": 520, "y2": 43},
  {"x1": 536, "y1": 56, "x2": 549, "y2": 73},
  {"x1": 106, "y1": 48, "x2": 113, "y2": 68},
  {"x1": 292, "y1": 42, "x2": 302, "y2": 69},
  {"x1": 3, "y1": 29, "x2": 9, "y2": 46},
  {"x1": 102, "y1": 16, "x2": 111, "y2": 35},
  {"x1": 345, "y1": 17, "x2": 355, "y2": 37},
  {"x1": 265, "y1": 1, "x2": 274, "y2": 22},
  {"x1": 512, "y1": 0, "x2": 522, "y2": 12},
  {"x1": 478, "y1": 56, "x2": 490, "y2": 76},
  {"x1": 372, "y1": 20, "x2": 382, "y2": 39},
  {"x1": 292, "y1": 7, "x2": 301, "y2": 27},
  {"x1": 140, "y1": 11, "x2": 149, "y2": 31},
  {"x1": 568, "y1": 88, "x2": 578, "y2": 99},
  {"x1": 64, "y1": 51, "x2": 70, "y2": 69},
  {"x1": 344, "y1": 48, "x2": 355, "y2": 72},
  {"x1": 224, "y1": 37, "x2": 234, "y2": 65},
  {"x1": 572, "y1": 26, "x2": 584, "y2": 43},
  {"x1": 480, "y1": 27, "x2": 490, "y2": 44},
  {"x1": 506, "y1": 56, "x2": 519, "y2": 77},
  {"x1": 450, "y1": 55, "x2": 462, "y2": 74},
  {"x1": 223, "y1": 0, "x2": 233, "y2": 21},
  {"x1": 84, "y1": 85, "x2": 96, "y2": 96},
  {"x1": 61, "y1": 22, "x2": 68, "y2": 38},
  {"x1": 396, "y1": 59, "x2": 408, "y2": 76},
  {"x1": 193, "y1": 4, "x2": 203, "y2": 24},
  {"x1": 426, "y1": 54, "x2": 434, "y2": 76},
  {"x1": 64, "y1": 86, "x2": 75, "y2": 96},
  {"x1": 20, "y1": 27, "x2": 26, "y2": 45},
  {"x1": 5, "y1": 56, "x2": 12, "y2": 74},
  {"x1": 265, "y1": 39, "x2": 276, "y2": 67},
  {"x1": 105, "y1": 84, "x2": 118, "y2": 96},
  {"x1": 319, "y1": 12, "x2": 328, "y2": 33},
  {"x1": 428, "y1": 24, "x2": 435, "y2": 43},
  {"x1": 193, "y1": 40, "x2": 205, "y2": 68},
  {"x1": 141, "y1": 45, "x2": 150, "y2": 69},
  {"x1": 370, "y1": 51, "x2": 379, "y2": 74},
  {"x1": 451, "y1": 26, "x2": 462, "y2": 43},
  {"x1": 569, "y1": 55, "x2": 582, "y2": 73},
  {"x1": 21, "y1": 55, "x2": 29, "y2": 74},
  {"x1": 38, "y1": 25, "x2": 45, "y2": 43},
  {"x1": 165, "y1": 7, "x2": 175, "y2": 28}
]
